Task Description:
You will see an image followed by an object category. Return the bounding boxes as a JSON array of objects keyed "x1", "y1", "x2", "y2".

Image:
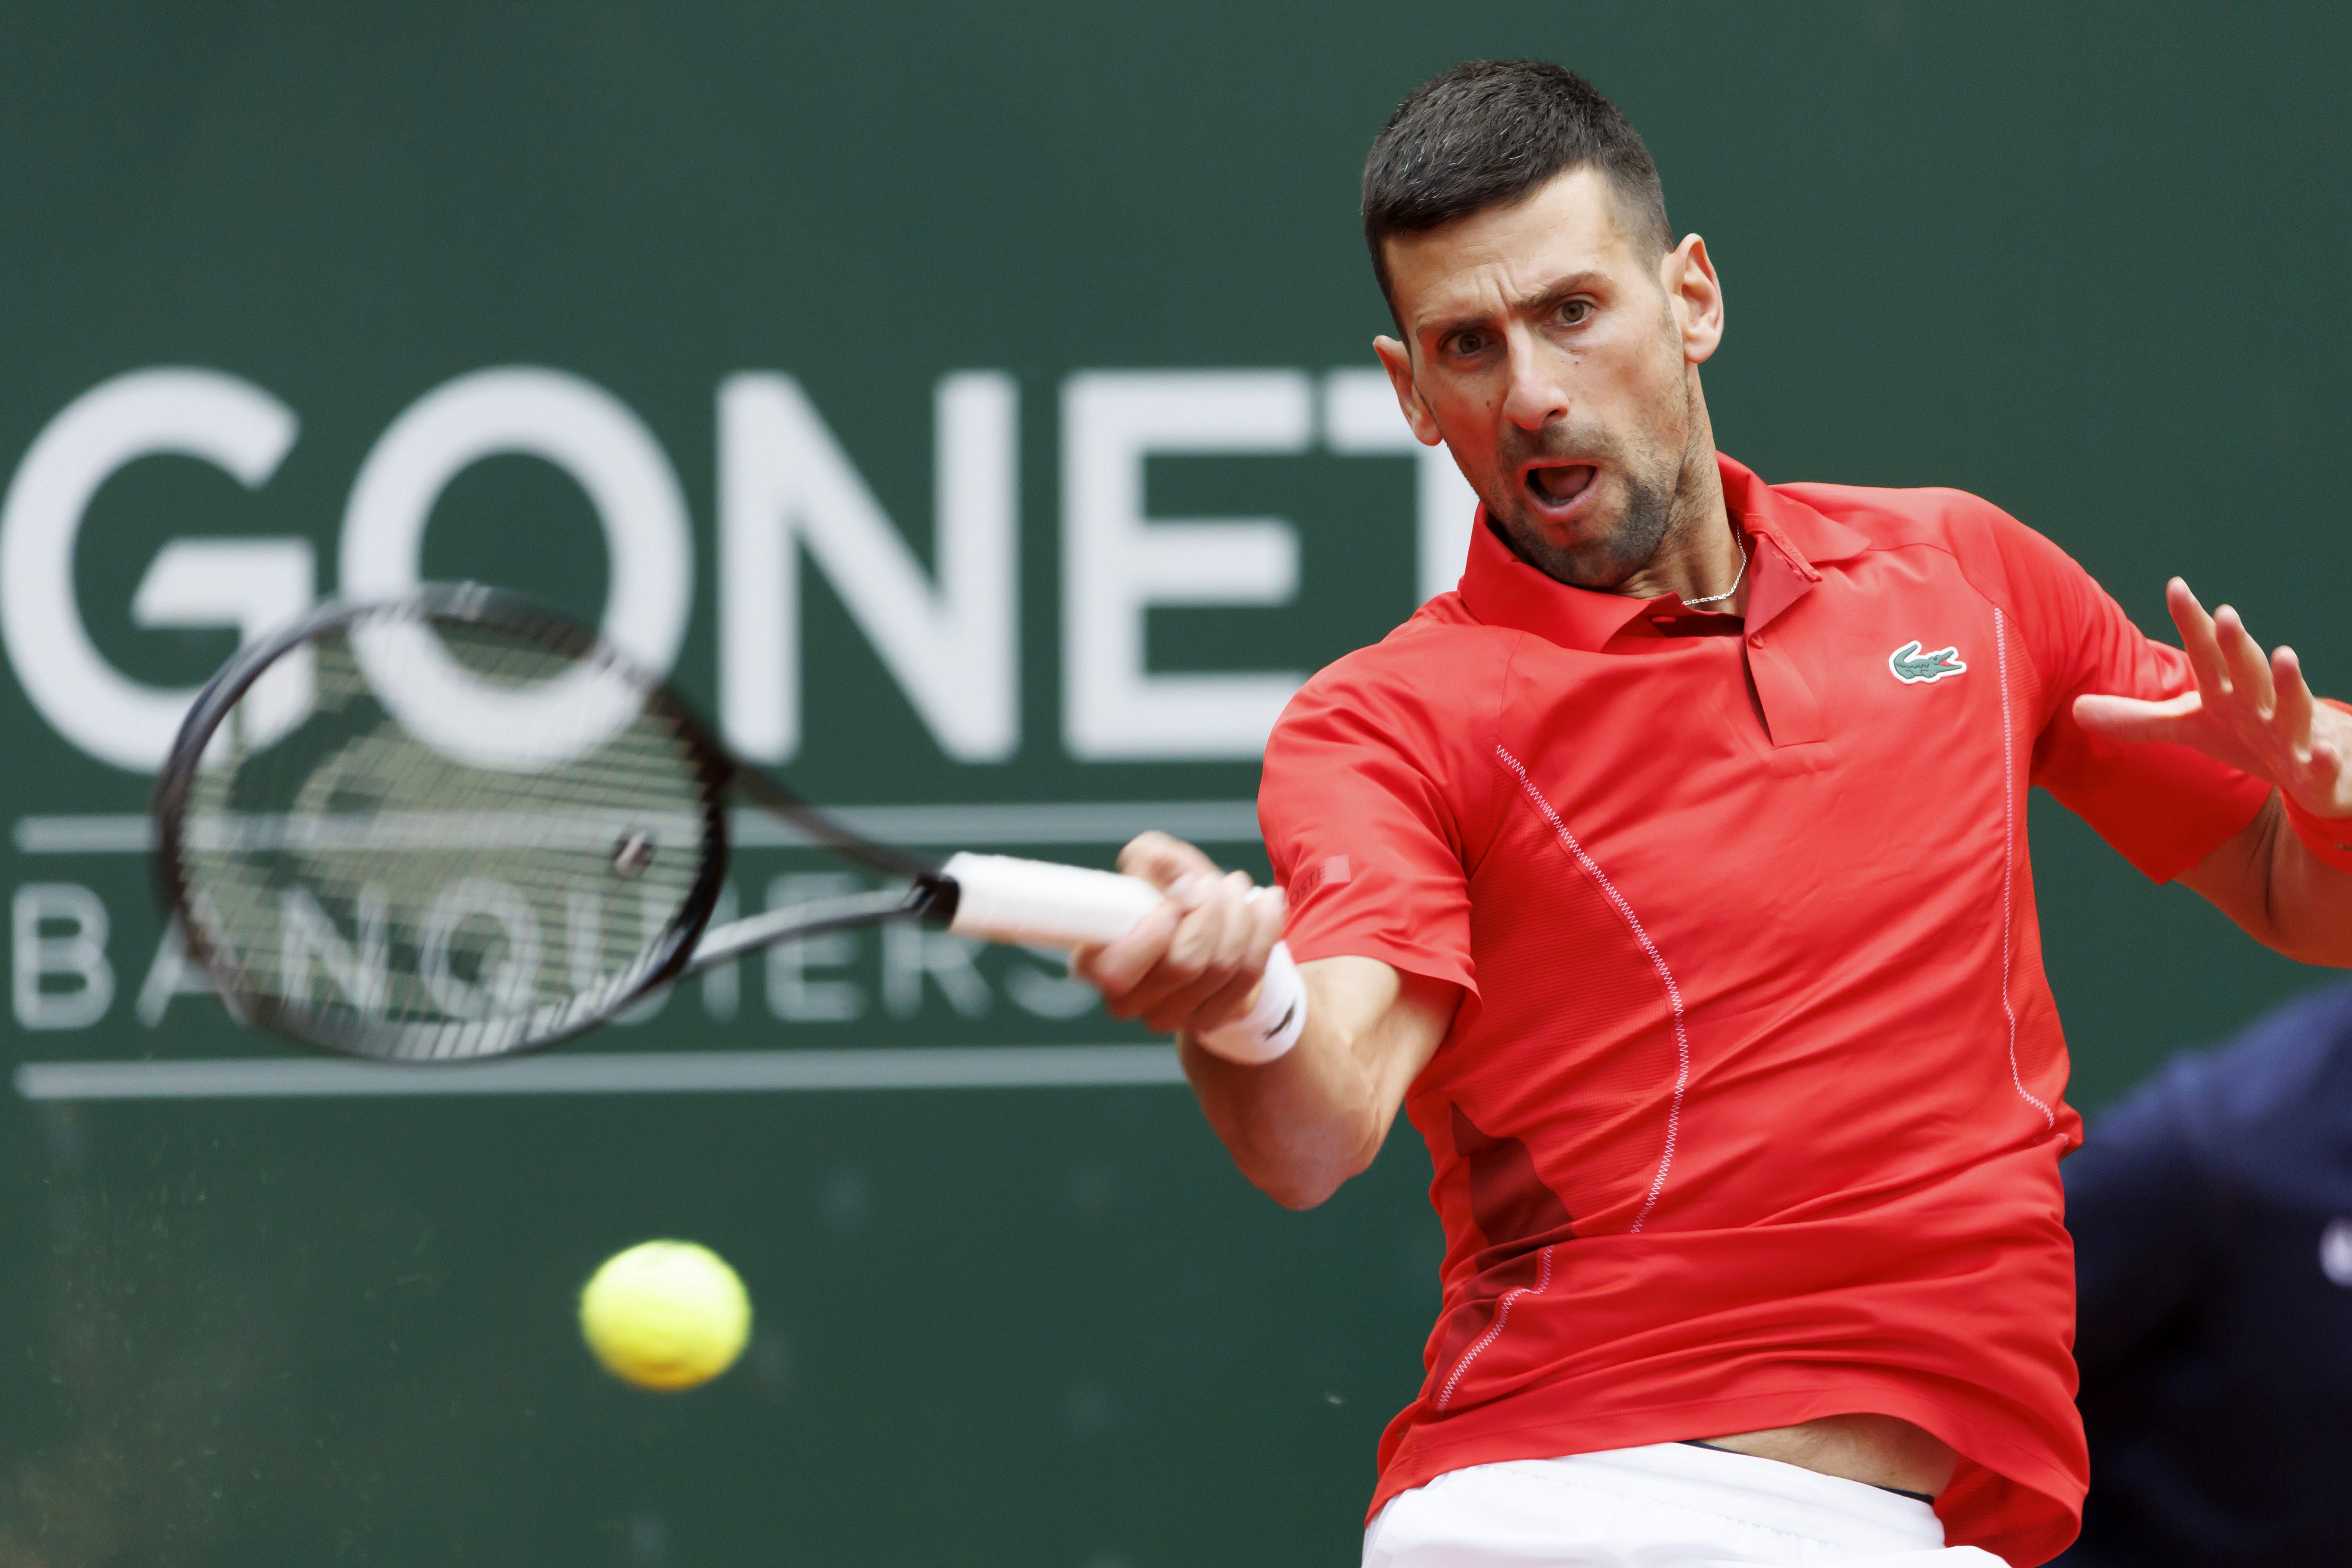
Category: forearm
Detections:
[
  {"x1": 1180, "y1": 958, "x2": 1454, "y2": 1209},
  {"x1": 1072, "y1": 835, "x2": 1461, "y2": 1209},
  {"x1": 2262, "y1": 795, "x2": 2352, "y2": 965},
  {"x1": 2186, "y1": 793, "x2": 2352, "y2": 966},
  {"x1": 1182, "y1": 1018, "x2": 1386, "y2": 1209}
]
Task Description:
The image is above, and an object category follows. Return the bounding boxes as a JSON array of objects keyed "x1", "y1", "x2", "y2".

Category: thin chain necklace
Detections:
[{"x1": 1683, "y1": 535, "x2": 1748, "y2": 607}]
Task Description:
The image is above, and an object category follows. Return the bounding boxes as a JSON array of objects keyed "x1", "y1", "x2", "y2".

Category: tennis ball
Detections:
[{"x1": 578, "y1": 1240, "x2": 751, "y2": 1391}]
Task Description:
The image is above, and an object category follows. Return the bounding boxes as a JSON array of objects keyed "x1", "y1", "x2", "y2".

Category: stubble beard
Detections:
[{"x1": 1480, "y1": 371, "x2": 1711, "y2": 594}]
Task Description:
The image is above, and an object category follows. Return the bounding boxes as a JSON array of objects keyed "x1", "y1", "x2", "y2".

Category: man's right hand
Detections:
[
  {"x1": 1073, "y1": 831, "x2": 1461, "y2": 1209},
  {"x1": 1072, "y1": 831, "x2": 1287, "y2": 1040}
]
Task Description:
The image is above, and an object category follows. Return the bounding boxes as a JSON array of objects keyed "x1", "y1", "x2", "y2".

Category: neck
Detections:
[{"x1": 1613, "y1": 385, "x2": 1740, "y2": 612}]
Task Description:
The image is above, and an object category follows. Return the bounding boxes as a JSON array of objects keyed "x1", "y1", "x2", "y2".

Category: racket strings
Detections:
[{"x1": 177, "y1": 615, "x2": 718, "y2": 1058}]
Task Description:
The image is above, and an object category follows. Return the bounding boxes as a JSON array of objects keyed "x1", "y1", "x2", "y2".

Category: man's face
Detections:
[{"x1": 1374, "y1": 167, "x2": 1723, "y2": 591}]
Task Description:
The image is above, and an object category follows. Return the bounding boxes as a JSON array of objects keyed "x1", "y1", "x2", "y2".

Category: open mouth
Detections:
[{"x1": 1521, "y1": 462, "x2": 1599, "y2": 514}]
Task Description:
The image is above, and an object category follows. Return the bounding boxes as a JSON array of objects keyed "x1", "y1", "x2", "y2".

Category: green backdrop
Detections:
[{"x1": 4, "y1": 3, "x2": 2348, "y2": 1564}]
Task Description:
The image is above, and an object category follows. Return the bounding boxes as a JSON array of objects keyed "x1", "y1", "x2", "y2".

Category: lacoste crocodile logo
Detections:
[{"x1": 1888, "y1": 640, "x2": 1967, "y2": 684}]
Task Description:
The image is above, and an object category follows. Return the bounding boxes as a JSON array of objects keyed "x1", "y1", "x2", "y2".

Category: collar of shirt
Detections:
[{"x1": 1454, "y1": 452, "x2": 1871, "y2": 650}]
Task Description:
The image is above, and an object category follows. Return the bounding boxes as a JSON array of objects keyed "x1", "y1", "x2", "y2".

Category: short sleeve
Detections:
[
  {"x1": 1257, "y1": 649, "x2": 1480, "y2": 999},
  {"x1": 1970, "y1": 507, "x2": 2270, "y2": 882}
]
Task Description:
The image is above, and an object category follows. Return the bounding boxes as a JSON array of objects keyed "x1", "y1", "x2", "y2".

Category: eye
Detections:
[
  {"x1": 1555, "y1": 299, "x2": 1592, "y2": 326},
  {"x1": 1447, "y1": 329, "x2": 1489, "y2": 356}
]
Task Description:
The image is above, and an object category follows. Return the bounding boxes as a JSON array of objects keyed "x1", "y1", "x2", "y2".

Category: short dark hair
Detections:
[{"x1": 1362, "y1": 60, "x2": 1670, "y2": 321}]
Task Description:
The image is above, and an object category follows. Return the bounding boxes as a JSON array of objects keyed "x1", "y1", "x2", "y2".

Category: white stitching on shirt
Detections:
[
  {"x1": 1493, "y1": 745, "x2": 1692, "y2": 1232},
  {"x1": 1993, "y1": 609, "x2": 2056, "y2": 1130},
  {"x1": 1433, "y1": 1243, "x2": 1552, "y2": 1411}
]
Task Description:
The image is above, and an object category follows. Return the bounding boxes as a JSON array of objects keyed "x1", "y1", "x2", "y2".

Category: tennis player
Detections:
[{"x1": 1076, "y1": 60, "x2": 2352, "y2": 1568}]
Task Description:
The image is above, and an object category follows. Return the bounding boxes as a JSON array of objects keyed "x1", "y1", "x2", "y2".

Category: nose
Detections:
[{"x1": 1497, "y1": 329, "x2": 1570, "y2": 431}]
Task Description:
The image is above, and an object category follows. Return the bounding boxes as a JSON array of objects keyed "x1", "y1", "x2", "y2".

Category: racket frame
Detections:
[{"x1": 151, "y1": 583, "x2": 958, "y2": 1059}]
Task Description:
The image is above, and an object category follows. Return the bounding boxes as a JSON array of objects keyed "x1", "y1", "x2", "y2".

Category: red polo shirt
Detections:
[{"x1": 1259, "y1": 455, "x2": 2269, "y2": 1566}]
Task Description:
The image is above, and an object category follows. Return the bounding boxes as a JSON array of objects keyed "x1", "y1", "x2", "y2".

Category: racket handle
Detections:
[{"x1": 941, "y1": 853, "x2": 1165, "y2": 949}]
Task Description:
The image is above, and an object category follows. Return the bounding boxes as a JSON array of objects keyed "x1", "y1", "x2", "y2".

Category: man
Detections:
[
  {"x1": 2057, "y1": 983, "x2": 2352, "y2": 1566},
  {"x1": 1075, "y1": 60, "x2": 2352, "y2": 1567}
]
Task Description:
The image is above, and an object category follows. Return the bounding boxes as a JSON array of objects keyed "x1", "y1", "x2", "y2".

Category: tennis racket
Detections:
[{"x1": 151, "y1": 583, "x2": 1168, "y2": 1063}]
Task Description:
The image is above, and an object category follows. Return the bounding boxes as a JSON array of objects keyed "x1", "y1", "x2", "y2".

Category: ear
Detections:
[
  {"x1": 1663, "y1": 235, "x2": 1724, "y2": 366},
  {"x1": 1373, "y1": 335, "x2": 1445, "y2": 447}
]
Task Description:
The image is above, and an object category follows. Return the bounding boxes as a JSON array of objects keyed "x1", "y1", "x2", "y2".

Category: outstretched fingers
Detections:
[
  {"x1": 2212, "y1": 603, "x2": 2277, "y2": 716},
  {"x1": 2274, "y1": 645, "x2": 2317, "y2": 761},
  {"x1": 2167, "y1": 578, "x2": 2229, "y2": 699},
  {"x1": 2118, "y1": 577, "x2": 2343, "y2": 803},
  {"x1": 2272, "y1": 646, "x2": 2352, "y2": 814}
]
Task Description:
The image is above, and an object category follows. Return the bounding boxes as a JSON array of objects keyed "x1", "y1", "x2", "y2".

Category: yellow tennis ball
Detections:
[{"x1": 578, "y1": 1240, "x2": 751, "y2": 1391}]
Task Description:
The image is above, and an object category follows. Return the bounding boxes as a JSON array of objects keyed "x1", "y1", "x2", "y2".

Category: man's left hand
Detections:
[{"x1": 2074, "y1": 576, "x2": 2352, "y2": 820}]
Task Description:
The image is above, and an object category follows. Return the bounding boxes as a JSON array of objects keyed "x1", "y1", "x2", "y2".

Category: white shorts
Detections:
[{"x1": 1362, "y1": 1442, "x2": 2008, "y2": 1567}]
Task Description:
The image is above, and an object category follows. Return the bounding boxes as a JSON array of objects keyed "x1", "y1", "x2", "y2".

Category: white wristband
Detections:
[{"x1": 1192, "y1": 941, "x2": 1307, "y2": 1064}]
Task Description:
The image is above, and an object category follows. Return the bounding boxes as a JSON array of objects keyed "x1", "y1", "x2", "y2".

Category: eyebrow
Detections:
[{"x1": 1418, "y1": 270, "x2": 1609, "y2": 344}]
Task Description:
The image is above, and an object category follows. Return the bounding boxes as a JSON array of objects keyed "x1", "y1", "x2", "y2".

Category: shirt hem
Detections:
[
  {"x1": 1284, "y1": 934, "x2": 1477, "y2": 1001},
  {"x1": 1370, "y1": 1383, "x2": 2082, "y2": 1566}
]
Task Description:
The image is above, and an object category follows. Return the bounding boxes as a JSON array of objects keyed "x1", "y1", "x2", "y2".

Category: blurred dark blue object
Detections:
[{"x1": 2059, "y1": 983, "x2": 2352, "y2": 1566}]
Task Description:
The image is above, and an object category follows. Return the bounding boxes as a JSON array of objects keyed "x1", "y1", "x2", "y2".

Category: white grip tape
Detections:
[
  {"x1": 1192, "y1": 940, "x2": 1307, "y2": 1065},
  {"x1": 941, "y1": 852, "x2": 1163, "y2": 950}
]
